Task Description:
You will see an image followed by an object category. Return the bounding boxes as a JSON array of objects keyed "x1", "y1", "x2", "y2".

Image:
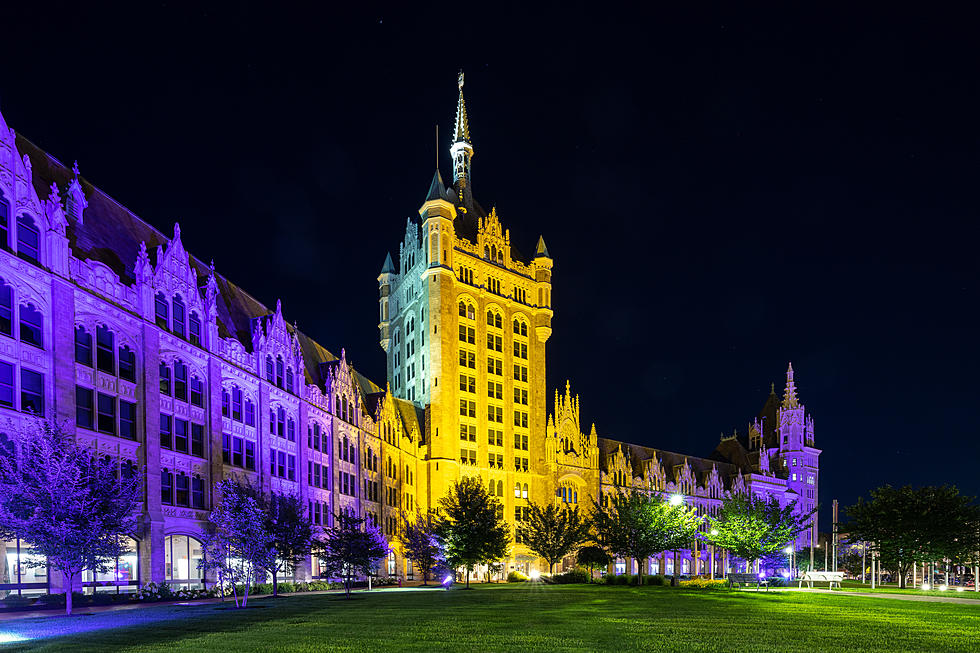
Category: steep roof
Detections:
[{"x1": 598, "y1": 437, "x2": 742, "y2": 489}]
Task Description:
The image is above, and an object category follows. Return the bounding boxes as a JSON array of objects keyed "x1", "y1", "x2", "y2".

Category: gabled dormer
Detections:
[
  {"x1": 477, "y1": 207, "x2": 510, "y2": 267},
  {"x1": 324, "y1": 348, "x2": 359, "y2": 426},
  {"x1": 252, "y1": 298, "x2": 304, "y2": 394},
  {"x1": 65, "y1": 161, "x2": 88, "y2": 225}
]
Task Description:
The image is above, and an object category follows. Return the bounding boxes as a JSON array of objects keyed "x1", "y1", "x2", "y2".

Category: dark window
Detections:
[
  {"x1": 313, "y1": 423, "x2": 320, "y2": 451},
  {"x1": 173, "y1": 360, "x2": 187, "y2": 401},
  {"x1": 19, "y1": 304, "x2": 42, "y2": 348},
  {"x1": 74, "y1": 326, "x2": 92, "y2": 365},
  {"x1": 161, "y1": 469, "x2": 173, "y2": 505},
  {"x1": 174, "y1": 419, "x2": 188, "y2": 453},
  {"x1": 286, "y1": 367, "x2": 294, "y2": 393},
  {"x1": 245, "y1": 441, "x2": 255, "y2": 470},
  {"x1": 287, "y1": 418, "x2": 295, "y2": 442},
  {"x1": 159, "y1": 363, "x2": 171, "y2": 395},
  {"x1": 265, "y1": 356, "x2": 273, "y2": 382},
  {"x1": 276, "y1": 357, "x2": 284, "y2": 388},
  {"x1": 190, "y1": 377, "x2": 203, "y2": 407},
  {"x1": 276, "y1": 407, "x2": 285, "y2": 437},
  {"x1": 188, "y1": 312, "x2": 201, "y2": 346},
  {"x1": 97, "y1": 393, "x2": 116, "y2": 434},
  {"x1": 269, "y1": 409, "x2": 275, "y2": 434},
  {"x1": 75, "y1": 386, "x2": 94, "y2": 429},
  {"x1": 314, "y1": 463, "x2": 321, "y2": 488},
  {"x1": 20, "y1": 369, "x2": 43, "y2": 414},
  {"x1": 160, "y1": 414, "x2": 172, "y2": 449},
  {"x1": 270, "y1": 447, "x2": 276, "y2": 475},
  {"x1": 119, "y1": 400, "x2": 136, "y2": 439},
  {"x1": 0, "y1": 282, "x2": 10, "y2": 338},
  {"x1": 232, "y1": 436, "x2": 243, "y2": 467},
  {"x1": 172, "y1": 295, "x2": 186, "y2": 338},
  {"x1": 191, "y1": 423, "x2": 204, "y2": 457},
  {"x1": 118, "y1": 347, "x2": 136, "y2": 382},
  {"x1": 96, "y1": 324, "x2": 114, "y2": 373},
  {"x1": 277, "y1": 450, "x2": 286, "y2": 478},
  {"x1": 222, "y1": 433, "x2": 231, "y2": 464},
  {"x1": 221, "y1": 389, "x2": 230, "y2": 417},
  {"x1": 244, "y1": 399, "x2": 255, "y2": 426},
  {"x1": 175, "y1": 473, "x2": 189, "y2": 506},
  {"x1": 287, "y1": 454, "x2": 295, "y2": 481},
  {"x1": 154, "y1": 293, "x2": 168, "y2": 330},
  {"x1": 231, "y1": 387, "x2": 242, "y2": 421},
  {"x1": 0, "y1": 362, "x2": 12, "y2": 407},
  {"x1": 191, "y1": 476, "x2": 205, "y2": 509},
  {"x1": 16, "y1": 215, "x2": 40, "y2": 263},
  {"x1": 0, "y1": 196, "x2": 7, "y2": 249}
]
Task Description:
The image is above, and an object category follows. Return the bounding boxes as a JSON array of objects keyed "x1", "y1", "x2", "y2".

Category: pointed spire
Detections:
[
  {"x1": 453, "y1": 71, "x2": 470, "y2": 144},
  {"x1": 381, "y1": 252, "x2": 395, "y2": 274},
  {"x1": 534, "y1": 235, "x2": 551, "y2": 258},
  {"x1": 424, "y1": 169, "x2": 448, "y2": 203},
  {"x1": 782, "y1": 362, "x2": 800, "y2": 408}
]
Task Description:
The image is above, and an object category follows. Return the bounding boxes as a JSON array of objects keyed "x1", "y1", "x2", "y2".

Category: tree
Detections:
[
  {"x1": 591, "y1": 490, "x2": 701, "y2": 586},
  {"x1": 576, "y1": 545, "x2": 611, "y2": 581},
  {"x1": 517, "y1": 503, "x2": 590, "y2": 574},
  {"x1": 261, "y1": 492, "x2": 313, "y2": 597},
  {"x1": 435, "y1": 476, "x2": 510, "y2": 588},
  {"x1": 402, "y1": 510, "x2": 441, "y2": 584},
  {"x1": 705, "y1": 493, "x2": 815, "y2": 576},
  {"x1": 845, "y1": 485, "x2": 980, "y2": 588},
  {"x1": 203, "y1": 478, "x2": 273, "y2": 607},
  {"x1": 0, "y1": 417, "x2": 142, "y2": 616},
  {"x1": 315, "y1": 512, "x2": 389, "y2": 598}
]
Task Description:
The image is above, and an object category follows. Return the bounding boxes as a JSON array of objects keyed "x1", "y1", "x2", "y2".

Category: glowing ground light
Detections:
[
  {"x1": 957, "y1": 587, "x2": 965, "y2": 592},
  {"x1": 0, "y1": 633, "x2": 29, "y2": 643},
  {"x1": 939, "y1": 584, "x2": 948, "y2": 591},
  {"x1": 921, "y1": 583, "x2": 930, "y2": 590},
  {"x1": 443, "y1": 575, "x2": 453, "y2": 586},
  {"x1": 530, "y1": 570, "x2": 540, "y2": 580}
]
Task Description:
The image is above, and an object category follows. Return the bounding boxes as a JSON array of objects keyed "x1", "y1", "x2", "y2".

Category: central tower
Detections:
[{"x1": 378, "y1": 75, "x2": 554, "y2": 564}]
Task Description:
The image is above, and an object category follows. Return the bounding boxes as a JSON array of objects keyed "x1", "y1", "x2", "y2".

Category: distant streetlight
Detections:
[
  {"x1": 669, "y1": 494, "x2": 684, "y2": 506},
  {"x1": 784, "y1": 545, "x2": 794, "y2": 580}
]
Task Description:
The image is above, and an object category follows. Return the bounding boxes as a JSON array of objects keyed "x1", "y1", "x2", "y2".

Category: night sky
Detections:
[{"x1": 3, "y1": 3, "x2": 977, "y2": 529}]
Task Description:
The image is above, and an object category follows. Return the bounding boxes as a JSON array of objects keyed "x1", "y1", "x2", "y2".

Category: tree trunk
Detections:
[
  {"x1": 549, "y1": 561, "x2": 554, "y2": 575},
  {"x1": 466, "y1": 567, "x2": 470, "y2": 588},
  {"x1": 64, "y1": 570, "x2": 73, "y2": 616},
  {"x1": 273, "y1": 571, "x2": 279, "y2": 597}
]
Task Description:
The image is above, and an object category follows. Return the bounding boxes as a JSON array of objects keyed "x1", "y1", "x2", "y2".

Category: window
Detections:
[
  {"x1": 276, "y1": 356, "x2": 284, "y2": 388},
  {"x1": 175, "y1": 473, "x2": 190, "y2": 507},
  {"x1": 160, "y1": 414, "x2": 172, "y2": 449},
  {"x1": 159, "y1": 363, "x2": 171, "y2": 395},
  {"x1": 231, "y1": 387, "x2": 242, "y2": 421},
  {"x1": 288, "y1": 455, "x2": 296, "y2": 481},
  {"x1": 0, "y1": 195, "x2": 7, "y2": 249},
  {"x1": 191, "y1": 476, "x2": 205, "y2": 509},
  {"x1": 119, "y1": 347, "x2": 136, "y2": 382},
  {"x1": 154, "y1": 293, "x2": 169, "y2": 330},
  {"x1": 20, "y1": 369, "x2": 43, "y2": 414},
  {"x1": 222, "y1": 389, "x2": 230, "y2": 417},
  {"x1": 0, "y1": 362, "x2": 12, "y2": 408},
  {"x1": 286, "y1": 367, "x2": 294, "y2": 394},
  {"x1": 245, "y1": 441, "x2": 255, "y2": 470},
  {"x1": 191, "y1": 423, "x2": 204, "y2": 457},
  {"x1": 173, "y1": 360, "x2": 187, "y2": 401},
  {"x1": 174, "y1": 419, "x2": 188, "y2": 453},
  {"x1": 277, "y1": 407, "x2": 285, "y2": 437},
  {"x1": 287, "y1": 417, "x2": 295, "y2": 442},
  {"x1": 161, "y1": 469, "x2": 173, "y2": 505},
  {"x1": 0, "y1": 282, "x2": 11, "y2": 340},
  {"x1": 266, "y1": 355, "x2": 274, "y2": 383},
  {"x1": 222, "y1": 434, "x2": 231, "y2": 464},
  {"x1": 190, "y1": 377, "x2": 204, "y2": 407},
  {"x1": 232, "y1": 436, "x2": 243, "y2": 467},
  {"x1": 76, "y1": 386, "x2": 94, "y2": 429},
  {"x1": 172, "y1": 295, "x2": 186, "y2": 338},
  {"x1": 19, "y1": 304, "x2": 43, "y2": 348},
  {"x1": 95, "y1": 325, "x2": 114, "y2": 373},
  {"x1": 74, "y1": 326, "x2": 92, "y2": 366},
  {"x1": 97, "y1": 393, "x2": 116, "y2": 434},
  {"x1": 188, "y1": 312, "x2": 201, "y2": 346},
  {"x1": 16, "y1": 215, "x2": 40, "y2": 263},
  {"x1": 244, "y1": 399, "x2": 255, "y2": 426}
]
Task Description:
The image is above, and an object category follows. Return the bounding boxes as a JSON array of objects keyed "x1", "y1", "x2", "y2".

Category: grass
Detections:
[
  {"x1": 836, "y1": 579, "x2": 980, "y2": 600},
  {"x1": 2, "y1": 583, "x2": 978, "y2": 652}
]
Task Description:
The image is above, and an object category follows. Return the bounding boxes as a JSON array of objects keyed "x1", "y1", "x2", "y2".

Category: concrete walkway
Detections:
[{"x1": 739, "y1": 586, "x2": 980, "y2": 605}]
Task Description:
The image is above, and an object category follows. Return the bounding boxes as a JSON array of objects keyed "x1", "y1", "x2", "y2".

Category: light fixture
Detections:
[{"x1": 669, "y1": 494, "x2": 683, "y2": 506}]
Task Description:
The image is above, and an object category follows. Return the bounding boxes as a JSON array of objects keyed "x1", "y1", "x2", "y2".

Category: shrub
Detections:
[
  {"x1": 615, "y1": 573, "x2": 633, "y2": 585},
  {"x1": 645, "y1": 574, "x2": 667, "y2": 586},
  {"x1": 0, "y1": 594, "x2": 36, "y2": 609},
  {"x1": 277, "y1": 582, "x2": 295, "y2": 594},
  {"x1": 552, "y1": 568, "x2": 590, "y2": 584},
  {"x1": 678, "y1": 578, "x2": 728, "y2": 590},
  {"x1": 507, "y1": 571, "x2": 528, "y2": 583},
  {"x1": 136, "y1": 582, "x2": 178, "y2": 602},
  {"x1": 307, "y1": 580, "x2": 332, "y2": 591}
]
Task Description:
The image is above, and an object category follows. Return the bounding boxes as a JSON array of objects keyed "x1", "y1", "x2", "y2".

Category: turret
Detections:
[
  {"x1": 450, "y1": 71, "x2": 474, "y2": 206},
  {"x1": 377, "y1": 252, "x2": 396, "y2": 352}
]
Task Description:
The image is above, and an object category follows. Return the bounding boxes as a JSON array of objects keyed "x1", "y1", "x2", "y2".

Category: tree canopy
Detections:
[
  {"x1": 517, "y1": 502, "x2": 591, "y2": 574},
  {"x1": 435, "y1": 476, "x2": 510, "y2": 587},
  {"x1": 402, "y1": 510, "x2": 442, "y2": 584},
  {"x1": 261, "y1": 491, "x2": 313, "y2": 597},
  {"x1": 705, "y1": 494, "x2": 815, "y2": 570},
  {"x1": 315, "y1": 512, "x2": 389, "y2": 598},
  {"x1": 0, "y1": 417, "x2": 142, "y2": 615},
  {"x1": 845, "y1": 485, "x2": 980, "y2": 588},
  {"x1": 592, "y1": 490, "x2": 701, "y2": 584}
]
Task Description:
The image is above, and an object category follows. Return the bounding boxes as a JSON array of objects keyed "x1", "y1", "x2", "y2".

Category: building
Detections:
[{"x1": 0, "y1": 76, "x2": 818, "y2": 597}]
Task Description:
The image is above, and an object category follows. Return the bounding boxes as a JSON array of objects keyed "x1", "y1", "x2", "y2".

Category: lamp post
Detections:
[
  {"x1": 785, "y1": 545, "x2": 794, "y2": 581},
  {"x1": 710, "y1": 529, "x2": 718, "y2": 581},
  {"x1": 669, "y1": 493, "x2": 683, "y2": 587}
]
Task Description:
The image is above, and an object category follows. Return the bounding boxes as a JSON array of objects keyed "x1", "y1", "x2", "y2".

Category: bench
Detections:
[
  {"x1": 728, "y1": 573, "x2": 769, "y2": 591},
  {"x1": 798, "y1": 571, "x2": 844, "y2": 590}
]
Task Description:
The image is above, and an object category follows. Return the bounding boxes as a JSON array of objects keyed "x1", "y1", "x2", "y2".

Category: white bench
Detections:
[{"x1": 798, "y1": 571, "x2": 844, "y2": 589}]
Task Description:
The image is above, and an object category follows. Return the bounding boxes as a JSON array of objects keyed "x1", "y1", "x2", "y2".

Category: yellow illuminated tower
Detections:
[{"x1": 378, "y1": 73, "x2": 554, "y2": 570}]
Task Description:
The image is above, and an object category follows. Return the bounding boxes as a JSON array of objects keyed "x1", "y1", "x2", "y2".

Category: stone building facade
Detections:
[{"x1": 0, "y1": 76, "x2": 818, "y2": 596}]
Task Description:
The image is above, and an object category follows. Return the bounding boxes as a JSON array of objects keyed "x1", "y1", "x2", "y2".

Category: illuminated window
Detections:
[{"x1": 15, "y1": 214, "x2": 39, "y2": 263}]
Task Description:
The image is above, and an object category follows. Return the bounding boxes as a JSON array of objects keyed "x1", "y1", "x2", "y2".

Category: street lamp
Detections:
[
  {"x1": 669, "y1": 494, "x2": 684, "y2": 586},
  {"x1": 784, "y1": 545, "x2": 794, "y2": 581}
]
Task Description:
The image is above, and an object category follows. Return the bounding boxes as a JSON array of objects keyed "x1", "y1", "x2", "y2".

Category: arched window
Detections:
[
  {"x1": 522, "y1": 483, "x2": 528, "y2": 499},
  {"x1": 172, "y1": 295, "x2": 186, "y2": 338},
  {"x1": 0, "y1": 279, "x2": 11, "y2": 337},
  {"x1": 159, "y1": 363, "x2": 171, "y2": 395},
  {"x1": 74, "y1": 326, "x2": 92, "y2": 366},
  {"x1": 0, "y1": 193, "x2": 8, "y2": 249},
  {"x1": 231, "y1": 386, "x2": 242, "y2": 421},
  {"x1": 276, "y1": 356, "x2": 284, "y2": 388},
  {"x1": 16, "y1": 215, "x2": 40, "y2": 263},
  {"x1": 188, "y1": 311, "x2": 202, "y2": 346},
  {"x1": 19, "y1": 303, "x2": 43, "y2": 348},
  {"x1": 154, "y1": 293, "x2": 169, "y2": 329},
  {"x1": 164, "y1": 535, "x2": 204, "y2": 587},
  {"x1": 287, "y1": 417, "x2": 295, "y2": 442},
  {"x1": 265, "y1": 355, "x2": 274, "y2": 382},
  {"x1": 484, "y1": 245, "x2": 490, "y2": 259},
  {"x1": 514, "y1": 482, "x2": 521, "y2": 498},
  {"x1": 96, "y1": 324, "x2": 115, "y2": 374},
  {"x1": 491, "y1": 245, "x2": 497, "y2": 262},
  {"x1": 497, "y1": 480, "x2": 503, "y2": 497},
  {"x1": 119, "y1": 346, "x2": 136, "y2": 382},
  {"x1": 286, "y1": 367, "x2": 294, "y2": 394},
  {"x1": 458, "y1": 301, "x2": 466, "y2": 317},
  {"x1": 82, "y1": 536, "x2": 139, "y2": 592}
]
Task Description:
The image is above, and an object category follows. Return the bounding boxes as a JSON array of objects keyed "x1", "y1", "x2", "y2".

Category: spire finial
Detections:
[
  {"x1": 458, "y1": 70, "x2": 464, "y2": 91},
  {"x1": 72, "y1": 160, "x2": 80, "y2": 178},
  {"x1": 781, "y1": 361, "x2": 800, "y2": 409}
]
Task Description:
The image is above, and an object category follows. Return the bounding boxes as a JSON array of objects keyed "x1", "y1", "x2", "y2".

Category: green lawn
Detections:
[
  {"x1": 836, "y1": 579, "x2": 980, "y2": 600},
  {"x1": 2, "y1": 584, "x2": 978, "y2": 652}
]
